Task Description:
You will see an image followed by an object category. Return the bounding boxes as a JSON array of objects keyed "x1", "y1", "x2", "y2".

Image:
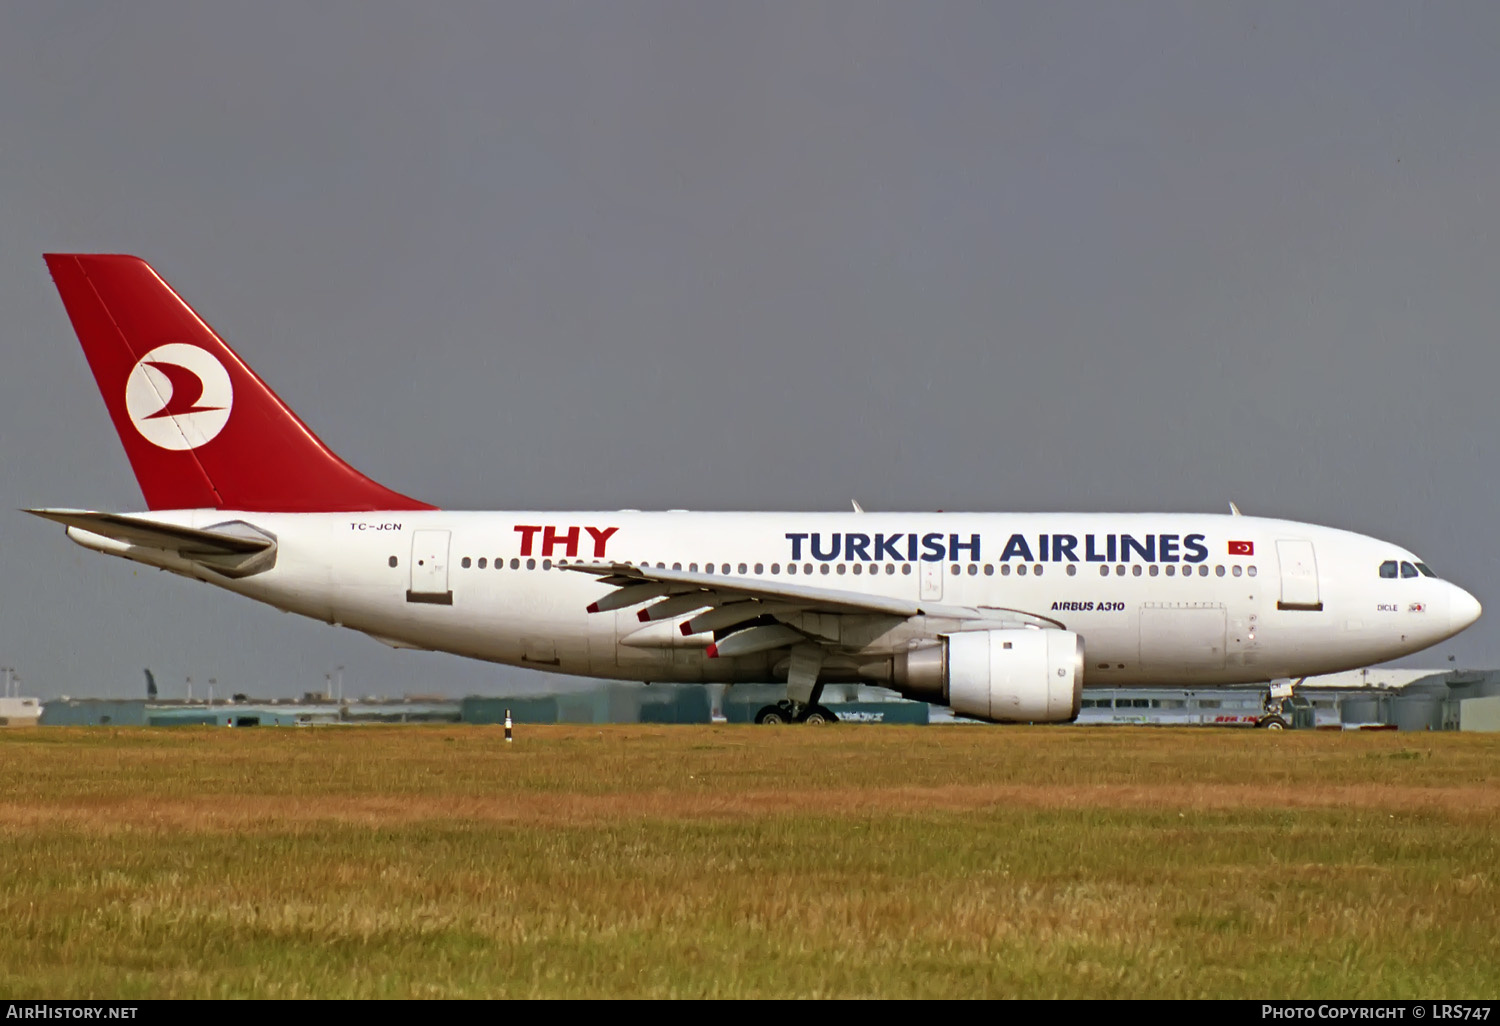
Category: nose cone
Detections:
[{"x1": 1449, "y1": 585, "x2": 1482, "y2": 634}]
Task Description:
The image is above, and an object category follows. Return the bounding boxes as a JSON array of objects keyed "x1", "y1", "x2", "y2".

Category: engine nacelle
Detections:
[{"x1": 886, "y1": 629, "x2": 1083, "y2": 723}]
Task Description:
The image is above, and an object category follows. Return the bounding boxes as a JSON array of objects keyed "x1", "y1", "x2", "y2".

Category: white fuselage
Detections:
[{"x1": 69, "y1": 510, "x2": 1480, "y2": 689}]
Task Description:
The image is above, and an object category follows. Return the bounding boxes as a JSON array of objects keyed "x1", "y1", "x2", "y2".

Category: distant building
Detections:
[
  {"x1": 32, "y1": 668, "x2": 1500, "y2": 731},
  {"x1": 40, "y1": 696, "x2": 461, "y2": 727},
  {"x1": 0, "y1": 697, "x2": 42, "y2": 727},
  {"x1": 1067, "y1": 669, "x2": 1500, "y2": 731}
]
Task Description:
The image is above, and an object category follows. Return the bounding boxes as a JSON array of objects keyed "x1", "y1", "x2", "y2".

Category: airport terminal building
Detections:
[{"x1": 24, "y1": 666, "x2": 1500, "y2": 731}]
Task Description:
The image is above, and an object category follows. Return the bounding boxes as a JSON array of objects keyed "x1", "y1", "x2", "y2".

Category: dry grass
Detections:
[{"x1": 0, "y1": 725, "x2": 1497, "y2": 998}]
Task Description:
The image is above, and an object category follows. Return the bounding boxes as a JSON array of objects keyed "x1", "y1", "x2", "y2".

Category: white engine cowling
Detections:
[{"x1": 945, "y1": 629, "x2": 1083, "y2": 723}]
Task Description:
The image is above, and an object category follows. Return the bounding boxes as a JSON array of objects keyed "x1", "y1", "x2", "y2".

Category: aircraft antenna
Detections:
[
  {"x1": 851, "y1": 499, "x2": 865, "y2": 513},
  {"x1": 1229, "y1": 501, "x2": 1243, "y2": 516}
]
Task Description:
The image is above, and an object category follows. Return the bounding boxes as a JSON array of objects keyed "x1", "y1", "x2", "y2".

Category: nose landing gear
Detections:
[{"x1": 1257, "y1": 677, "x2": 1305, "y2": 729}]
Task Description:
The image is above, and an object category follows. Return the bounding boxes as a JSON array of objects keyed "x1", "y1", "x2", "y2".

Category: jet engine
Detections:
[{"x1": 885, "y1": 629, "x2": 1083, "y2": 723}]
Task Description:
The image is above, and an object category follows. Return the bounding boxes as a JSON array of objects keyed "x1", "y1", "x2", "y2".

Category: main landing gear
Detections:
[
  {"x1": 754, "y1": 700, "x2": 840, "y2": 725},
  {"x1": 754, "y1": 643, "x2": 839, "y2": 724}
]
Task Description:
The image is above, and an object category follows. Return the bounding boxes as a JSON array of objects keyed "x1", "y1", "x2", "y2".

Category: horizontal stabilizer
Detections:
[
  {"x1": 26, "y1": 509, "x2": 274, "y2": 555},
  {"x1": 27, "y1": 509, "x2": 277, "y2": 579}
]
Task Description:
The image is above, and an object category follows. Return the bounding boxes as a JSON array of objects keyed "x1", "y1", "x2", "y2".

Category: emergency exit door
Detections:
[{"x1": 920, "y1": 561, "x2": 944, "y2": 601}]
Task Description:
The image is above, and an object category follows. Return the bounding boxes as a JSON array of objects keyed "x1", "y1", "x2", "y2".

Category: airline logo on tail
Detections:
[{"x1": 123, "y1": 344, "x2": 233, "y2": 450}]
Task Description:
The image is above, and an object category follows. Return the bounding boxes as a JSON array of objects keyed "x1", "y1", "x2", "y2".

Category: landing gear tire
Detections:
[
  {"x1": 755, "y1": 705, "x2": 791, "y2": 725},
  {"x1": 1257, "y1": 715, "x2": 1289, "y2": 730},
  {"x1": 798, "y1": 705, "x2": 839, "y2": 725}
]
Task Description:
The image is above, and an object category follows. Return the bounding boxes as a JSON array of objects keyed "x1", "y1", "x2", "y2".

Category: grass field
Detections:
[{"x1": 0, "y1": 724, "x2": 1496, "y2": 999}]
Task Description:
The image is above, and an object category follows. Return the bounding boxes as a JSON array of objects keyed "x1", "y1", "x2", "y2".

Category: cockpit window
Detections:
[
  {"x1": 1400, "y1": 561, "x2": 1419, "y2": 579},
  {"x1": 1379, "y1": 560, "x2": 1398, "y2": 579},
  {"x1": 1416, "y1": 563, "x2": 1437, "y2": 578}
]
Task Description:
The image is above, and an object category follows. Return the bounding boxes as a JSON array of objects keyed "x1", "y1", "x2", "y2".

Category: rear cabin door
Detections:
[
  {"x1": 1276, "y1": 539, "x2": 1322, "y2": 611},
  {"x1": 407, "y1": 529, "x2": 453, "y2": 605}
]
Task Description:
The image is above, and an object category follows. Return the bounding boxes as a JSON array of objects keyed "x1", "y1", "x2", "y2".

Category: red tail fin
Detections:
[{"x1": 45, "y1": 254, "x2": 434, "y2": 512}]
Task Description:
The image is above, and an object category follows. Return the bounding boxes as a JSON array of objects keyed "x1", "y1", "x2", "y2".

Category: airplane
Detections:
[{"x1": 29, "y1": 254, "x2": 1483, "y2": 727}]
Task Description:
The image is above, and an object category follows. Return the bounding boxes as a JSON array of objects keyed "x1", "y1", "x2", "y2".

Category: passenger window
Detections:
[
  {"x1": 526, "y1": 558, "x2": 536, "y2": 570},
  {"x1": 1232, "y1": 565, "x2": 1242, "y2": 577},
  {"x1": 1002, "y1": 564, "x2": 1012, "y2": 576},
  {"x1": 1379, "y1": 560, "x2": 1398, "y2": 579},
  {"x1": 983, "y1": 564, "x2": 994, "y2": 576},
  {"x1": 901, "y1": 564, "x2": 911, "y2": 576},
  {"x1": 388, "y1": 556, "x2": 398, "y2": 568},
  {"x1": 1066, "y1": 565, "x2": 1077, "y2": 577},
  {"x1": 1017, "y1": 565, "x2": 1028, "y2": 576},
  {"x1": 1131, "y1": 565, "x2": 1142, "y2": 577},
  {"x1": 1033, "y1": 565, "x2": 1043, "y2": 577},
  {"x1": 722, "y1": 564, "x2": 731, "y2": 575},
  {"x1": 673, "y1": 563, "x2": 682, "y2": 571},
  {"x1": 690, "y1": 563, "x2": 699, "y2": 572},
  {"x1": 1247, "y1": 566, "x2": 1257, "y2": 577},
  {"x1": 1148, "y1": 565, "x2": 1159, "y2": 577},
  {"x1": 1099, "y1": 566, "x2": 1109, "y2": 577},
  {"x1": 1400, "y1": 561, "x2": 1418, "y2": 579},
  {"x1": 820, "y1": 565, "x2": 830, "y2": 575},
  {"x1": 738, "y1": 563, "x2": 748, "y2": 575},
  {"x1": 542, "y1": 559, "x2": 552, "y2": 570},
  {"x1": 477, "y1": 558, "x2": 487, "y2": 569},
  {"x1": 837, "y1": 564, "x2": 847, "y2": 575},
  {"x1": 787, "y1": 564, "x2": 796, "y2": 575},
  {"x1": 510, "y1": 558, "x2": 520, "y2": 569},
  {"x1": 886, "y1": 564, "x2": 896, "y2": 575},
  {"x1": 1215, "y1": 565, "x2": 1225, "y2": 577},
  {"x1": 461, "y1": 557, "x2": 472, "y2": 569},
  {"x1": 966, "y1": 564, "x2": 977, "y2": 576},
  {"x1": 754, "y1": 563, "x2": 764, "y2": 574},
  {"x1": 949, "y1": 564, "x2": 960, "y2": 576},
  {"x1": 1165, "y1": 565, "x2": 1175, "y2": 576},
  {"x1": 1115, "y1": 565, "x2": 1125, "y2": 576}
]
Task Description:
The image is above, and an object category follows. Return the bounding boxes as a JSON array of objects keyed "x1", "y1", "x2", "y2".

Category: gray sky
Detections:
[{"x1": 3, "y1": 3, "x2": 1498, "y2": 700}]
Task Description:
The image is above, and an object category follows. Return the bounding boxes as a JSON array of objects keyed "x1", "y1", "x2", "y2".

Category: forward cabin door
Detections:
[
  {"x1": 407, "y1": 529, "x2": 453, "y2": 605},
  {"x1": 1276, "y1": 539, "x2": 1321, "y2": 611}
]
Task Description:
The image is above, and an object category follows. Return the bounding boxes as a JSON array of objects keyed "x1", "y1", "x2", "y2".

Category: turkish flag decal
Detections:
[{"x1": 1228, "y1": 541, "x2": 1254, "y2": 556}]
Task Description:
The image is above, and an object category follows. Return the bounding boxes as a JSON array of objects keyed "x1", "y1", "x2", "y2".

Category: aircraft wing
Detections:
[
  {"x1": 563, "y1": 562, "x2": 920, "y2": 617},
  {"x1": 563, "y1": 562, "x2": 1065, "y2": 661},
  {"x1": 563, "y1": 561, "x2": 922, "y2": 659}
]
